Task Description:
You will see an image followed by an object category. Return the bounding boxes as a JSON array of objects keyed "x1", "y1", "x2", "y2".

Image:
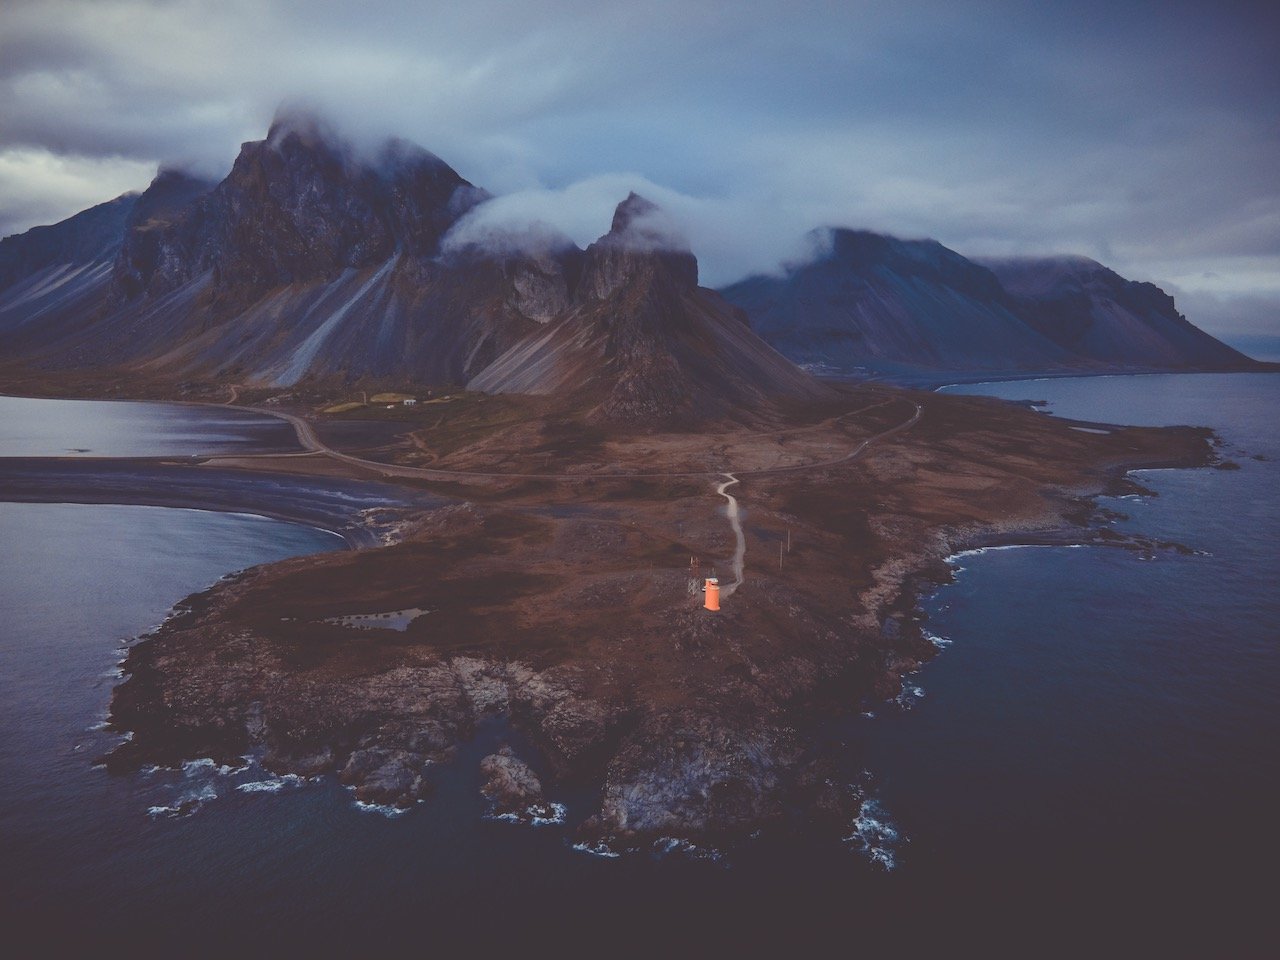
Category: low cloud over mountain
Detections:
[{"x1": 1, "y1": 0, "x2": 1276, "y2": 343}]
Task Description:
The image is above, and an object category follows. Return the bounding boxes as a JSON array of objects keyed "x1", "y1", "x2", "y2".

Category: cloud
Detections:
[
  {"x1": 0, "y1": 0, "x2": 1276, "y2": 336},
  {"x1": 441, "y1": 214, "x2": 578, "y2": 261},
  {"x1": 442, "y1": 175, "x2": 824, "y2": 285}
]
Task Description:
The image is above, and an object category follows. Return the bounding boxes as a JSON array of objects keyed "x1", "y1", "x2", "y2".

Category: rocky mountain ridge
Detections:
[
  {"x1": 0, "y1": 114, "x2": 578, "y2": 387},
  {"x1": 471, "y1": 193, "x2": 829, "y2": 423},
  {"x1": 720, "y1": 228, "x2": 1256, "y2": 379},
  {"x1": 0, "y1": 117, "x2": 1262, "y2": 396}
]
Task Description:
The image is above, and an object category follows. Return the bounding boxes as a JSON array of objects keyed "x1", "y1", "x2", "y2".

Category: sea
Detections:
[
  {"x1": 0, "y1": 395, "x2": 298, "y2": 457},
  {"x1": 0, "y1": 376, "x2": 1275, "y2": 953}
]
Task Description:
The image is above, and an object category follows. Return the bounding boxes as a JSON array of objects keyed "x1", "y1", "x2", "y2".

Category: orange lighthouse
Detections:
[{"x1": 703, "y1": 576, "x2": 720, "y2": 611}]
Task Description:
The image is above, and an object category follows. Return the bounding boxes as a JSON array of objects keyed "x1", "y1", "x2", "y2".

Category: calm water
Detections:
[
  {"x1": 0, "y1": 395, "x2": 297, "y2": 456},
  {"x1": 886, "y1": 372, "x2": 1280, "y2": 945},
  {"x1": 0, "y1": 379, "x2": 1276, "y2": 952}
]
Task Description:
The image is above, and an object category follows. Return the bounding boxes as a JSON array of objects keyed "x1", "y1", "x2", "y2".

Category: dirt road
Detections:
[
  {"x1": 250, "y1": 400, "x2": 923, "y2": 484},
  {"x1": 715, "y1": 473, "x2": 745, "y2": 597},
  {"x1": 249, "y1": 399, "x2": 922, "y2": 603}
]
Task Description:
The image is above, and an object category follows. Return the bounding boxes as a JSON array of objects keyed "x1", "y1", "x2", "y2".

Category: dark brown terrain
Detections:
[{"x1": 78, "y1": 378, "x2": 1212, "y2": 851}]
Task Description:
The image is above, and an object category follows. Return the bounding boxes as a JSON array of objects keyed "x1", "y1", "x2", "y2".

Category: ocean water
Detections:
[
  {"x1": 870, "y1": 372, "x2": 1280, "y2": 947},
  {"x1": 0, "y1": 395, "x2": 297, "y2": 456},
  {"x1": 0, "y1": 377, "x2": 1276, "y2": 952}
]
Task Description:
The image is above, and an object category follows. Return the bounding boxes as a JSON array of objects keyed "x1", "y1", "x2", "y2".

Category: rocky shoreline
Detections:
[{"x1": 98, "y1": 387, "x2": 1217, "y2": 855}]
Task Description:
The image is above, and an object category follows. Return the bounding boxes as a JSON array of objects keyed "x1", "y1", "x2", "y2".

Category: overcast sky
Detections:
[{"x1": 1, "y1": 0, "x2": 1276, "y2": 340}]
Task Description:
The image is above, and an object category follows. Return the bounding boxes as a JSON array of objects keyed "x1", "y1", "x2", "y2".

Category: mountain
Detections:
[
  {"x1": 112, "y1": 114, "x2": 483, "y2": 301},
  {"x1": 468, "y1": 194, "x2": 828, "y2": 423},
  {"x1": 0, "y1": 193, "x2": 139, "y2": 342},
  {"x1": 0, "y1": 112, "x2": 579, "y2": 386},
  {"x1": 0, "y1": 193, "x2": 138, "y2": 290},
  {"x1": 0, "y1": 118, "x2": 825, "y2": 423},
  {"x1": 720, "y1": 228, "x2": 1258, "y2": 380},
  {"x1": 1, "y1": 118, "x2": 1259, "y2": 395},
  {"x1": 979, "y1": 255, "x2": 1249, "y2": 369},
  {"x1": 110, "y1": 167, "x2": 218, "y2": 301}
]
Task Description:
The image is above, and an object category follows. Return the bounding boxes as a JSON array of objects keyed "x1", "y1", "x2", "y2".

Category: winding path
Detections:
[
  {"x1": 245, "y1": 399, "x2": 923, "y2": 603},
  {"x1": 247, "y1": 399, "x2": 922, "y2": 483},
  {"x1": 716, "y1": 474, "x2": 745, "y2": 596},
  {"x1": 8, "y1": 391, "x2": 921, "y2": 601}
]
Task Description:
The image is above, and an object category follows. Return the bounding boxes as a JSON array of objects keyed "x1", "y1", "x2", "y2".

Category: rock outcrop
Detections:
[
  {"x1": 580, "y1": 712, "x2": 789, "y2": 847},
  {"x1": 479, "y1": 746, "x2": 561, "y2": 822},
  {"x1": 111, "y1": 168, "x2": 217, "y2": 301}
]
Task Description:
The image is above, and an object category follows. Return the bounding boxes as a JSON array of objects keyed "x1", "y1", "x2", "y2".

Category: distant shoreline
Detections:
[
  {"x1": 924, "y1": 365, "x2": 1280, "y2": 393},
  {"x1": 805, "y1": 361, "x2": 1280, "y2": 392}
]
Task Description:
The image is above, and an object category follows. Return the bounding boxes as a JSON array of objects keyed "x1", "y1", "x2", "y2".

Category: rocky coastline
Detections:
[{"x1": 96, "y1": 386, "x2": 1216, "y2": 855}]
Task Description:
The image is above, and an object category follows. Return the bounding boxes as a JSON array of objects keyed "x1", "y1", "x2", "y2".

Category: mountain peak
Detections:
[
  {"x1": 469, "y1": 191, "x2": 824, "y2": 424},
  {"x1": 103, "y1": 112, "x2": 486, "y2": 302},
  {"x1": 603, "y1": 192, "x2": 689, "y2": 254},
  {"x1": 265, "y1": 107, "x2": 342, "y2": 152},
  {"x1": 136, "y1": 166, "x2": 216, "y2": 211},
  {"x1": 374, "y1": 136, "x2": 453, "y2": 177},
  {"x1": 609, "y1": 191, "x2": 658, "y2": 233},
  {"x1": 581, "y1": 194, "x2": 698, "y2": 297}
]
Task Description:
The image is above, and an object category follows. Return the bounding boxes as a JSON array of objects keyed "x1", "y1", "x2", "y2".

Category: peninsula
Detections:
[{"x1": 0, "y1": 115, "x2": 1227, "y2": 852}]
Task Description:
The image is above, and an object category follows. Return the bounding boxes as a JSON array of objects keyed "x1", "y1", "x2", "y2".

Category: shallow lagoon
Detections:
[{"x1": 0, "y1": 394, "x2": 296, "y2": 457}]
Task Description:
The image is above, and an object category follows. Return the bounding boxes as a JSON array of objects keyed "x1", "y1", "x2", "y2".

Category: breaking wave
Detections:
[
  {"x1": 147, "y1": 782, "x2": 217, "y2": 819},
  {"x1": 236, "y1": 774, "x2": 305, "y2": 794},
  {"x1": 894, "y1": 681, "x2": 926, "y2": 710},
  {"x1": 183, "y1": 757, "x2": 245, "y2": 777},
  {"x1": 490, "y1": 801, "x2": 568, "y2": 826},
  {"x1": 571, "y1": 839, "x2": 622, "y2": 859},
  {"x1": 846, "y1": 796, "x2": 903, "y2": 871},
  {"x1": 653, "y1": 836, "x2": 724, "y2": 863},
  {"x1": 352, "y1": 797, "x2": 411, "y2": 817}
]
